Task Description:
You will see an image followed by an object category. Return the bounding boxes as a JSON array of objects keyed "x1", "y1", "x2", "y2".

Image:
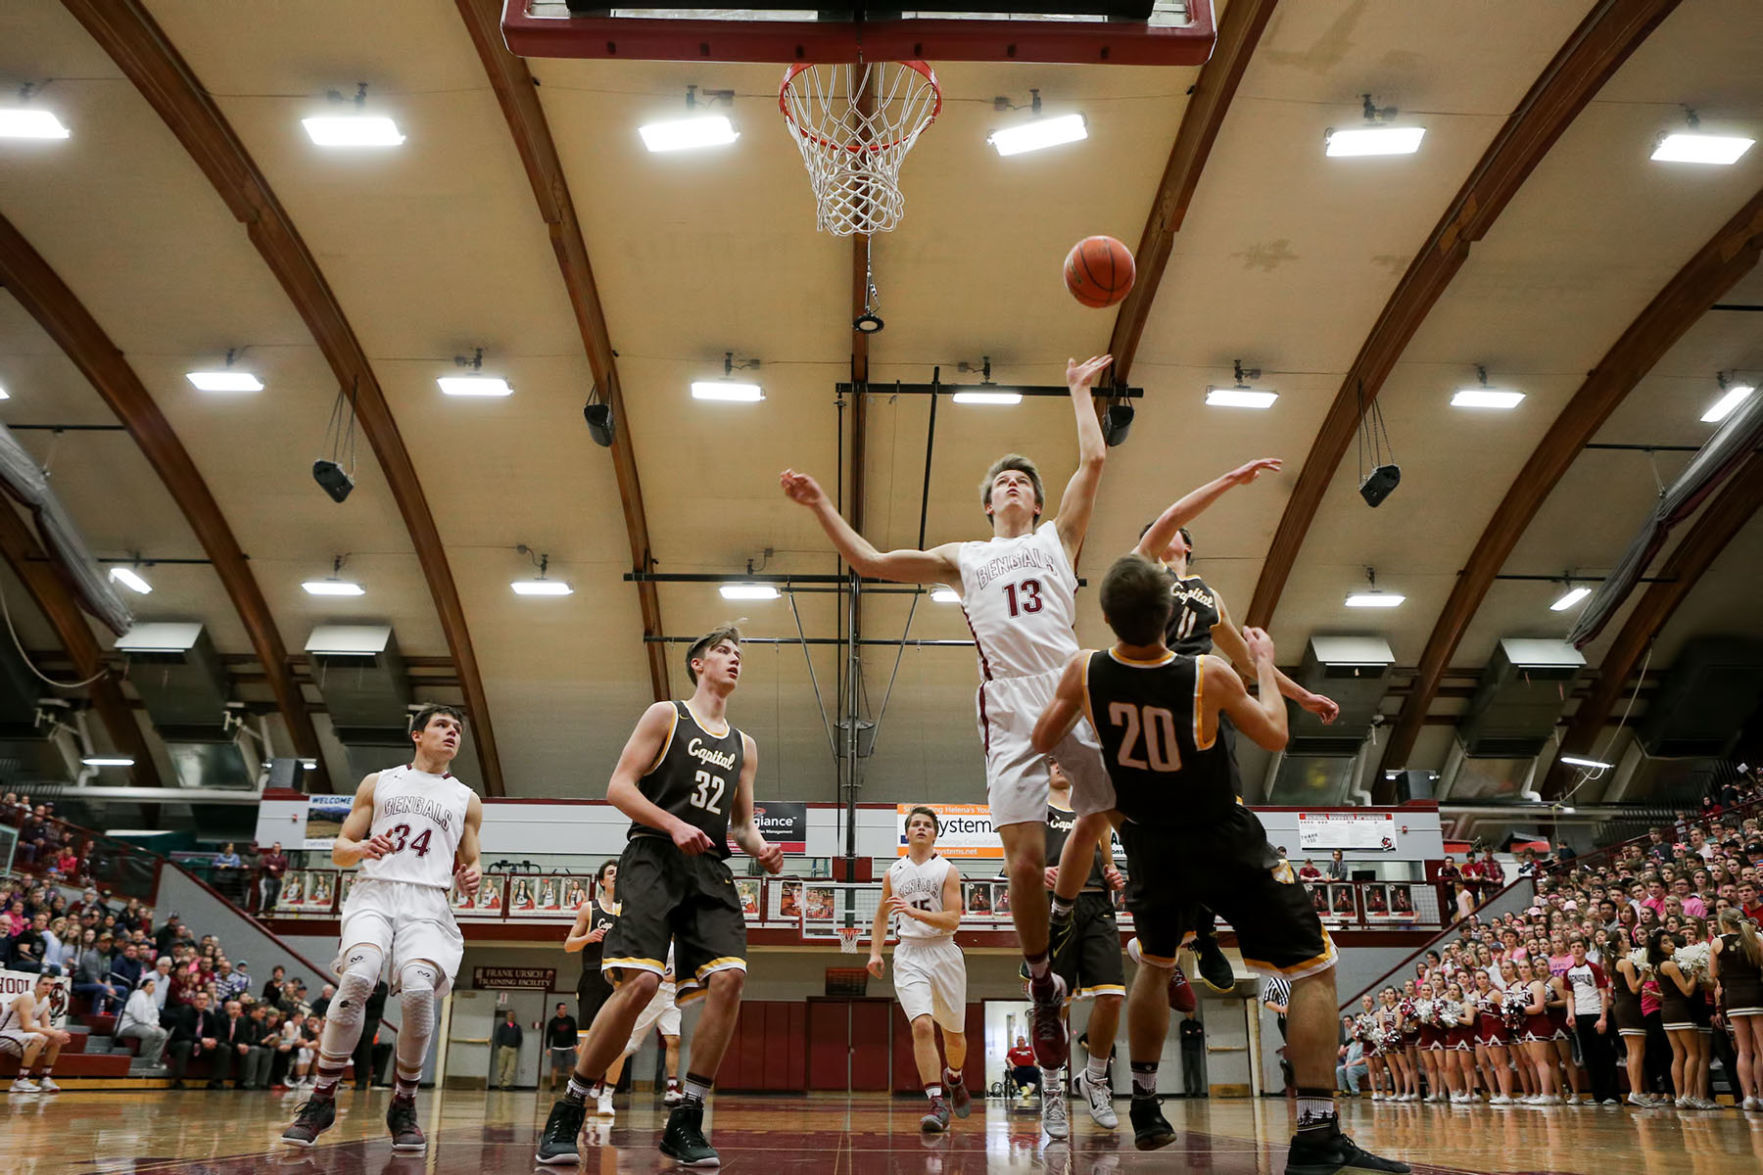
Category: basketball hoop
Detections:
[
  {"x1": 837, "y1": 926, "x2": 863, "y2": 954},
  {"x1": 779, "y1": 61, "x2": 942, "y2": 237}
]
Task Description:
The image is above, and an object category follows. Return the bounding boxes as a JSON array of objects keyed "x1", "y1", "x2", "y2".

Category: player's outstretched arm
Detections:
[
  {"x1": 1210, "y1": 598, "x2": 1339, "y2": 724},
  {"x1": 867, "y1": 874, "x2": 894, "y2": 978},
  {"x1": 728, "y1": 732, "x2": 784, "y2": 875},
  {"x1": 1052, "y1": 355, "x2": 1112, "y2": 559},
  {"x1": 331, "y1": 774, "x2": 392, "y2": 868},
  {"x1": 607, "y1": 702, "x2": 713, "y2": 854},
  {"x1": 1133, "y1": 457, "x2": 1282, "y2": 561},
  {"x1": 780, "y1": 469, "x2": 958, "y2": 584},
  {"x1": 1207, "y1": 638, "x2": 1288, "y2": 752},
  {"x1": 1031, "y1": 651, "x2": 1090, "y2": 755},
  {"x1": 454, "y1": 793, "x2": 483, "y2": 896}
]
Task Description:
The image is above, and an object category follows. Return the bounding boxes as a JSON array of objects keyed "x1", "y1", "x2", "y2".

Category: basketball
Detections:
[{"x1": 1063, "y1": 235, "x2": 1135, "y2": 308}]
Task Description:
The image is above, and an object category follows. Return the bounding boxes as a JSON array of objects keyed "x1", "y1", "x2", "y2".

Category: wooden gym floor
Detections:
[{"x1": 5, "y1": 1087, "x2": 1762, "y2": 1174}]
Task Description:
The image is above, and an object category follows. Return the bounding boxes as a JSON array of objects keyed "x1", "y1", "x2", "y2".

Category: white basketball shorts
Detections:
[
  {"x1": 894, "y1": 936, "x2": 967, "y2": 1034},
  {"x1": 0, "y1": 1028, "x2": 28, "y2": 1057},
  {"x1": 624, "y1": 982, "x2": 682, "y2": 1055},
  {"x1": 977, "y1": 666, "x2": 1114, "y2": 828},
  {"x1": 335, "y1": 877, "x2": 465, "y2": 996}
]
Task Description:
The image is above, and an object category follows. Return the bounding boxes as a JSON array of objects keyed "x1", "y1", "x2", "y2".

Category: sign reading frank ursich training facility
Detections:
[{"x1": 472, "y1": 967, "x2": 557, "y2": 991}]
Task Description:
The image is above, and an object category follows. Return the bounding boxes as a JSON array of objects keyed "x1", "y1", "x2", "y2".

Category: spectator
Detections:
[
  {"x1": 1336, "y1": 1018, "x2": 1368, "y2": 1095},
  {"x1": 1564, "y1": 937, "x2": 1618, "y2": 1106},
  {"x1": 1327, "y1": 850, "x2": 1349, "y2": 881},
  {"x1": 212, "y1": 998, "x2": 253, "y2": 1089},
  {"x1": 257, "y1": 843, "x2": 288, "y2": 912},
  {"x1": 1005, "y1": 1035, "x2": 1040, "y2": 1097},
  {"x1": 544, "y1": 1003, "x2": 578, "y2": 1092},
  {"x1": 239, "y1": 1003, "x2": 273, "y2": 1090},
  {"x1": 1179, "y1": 1013, "x2": 1206, "y2": 1098},
  {"x1": 71, "y1": 933, "x2": 122, "y2": 1014},
  {"x1": 493, "y1": 1009, "x2": 524, "y2": 1089},
  {"x1": 1297, "y1": 859, "x2": 1323, "y2": 882},
  {"x1": 263, "y1": 965, "x2": 287, "y2": 1008},
  {"x1": 166, "y1": 990, "x2": 221, "y2": 1089},
  {"x1": 154, "y1": 915, "x2": 188, "y2": 957},
  {"x1": 214, "y1": 958, "x2": 248, "y2": 1005},
  {"x1": 148, "y1": 956, "x2": 175, "y2": 1020},
  {"x1": 117, "y1": 977, "x2": 168, "y2": 1070},
  {"x1": 310, "y1": 983, "x2": 336, "y2": 1019},
  {"x1": 8, "y1": 910, "x2": 46, "y2": 972},
  {"x1": 109, "y1": 942, "x2": 145, "y2": 994},
  {"x1": 282, "y1": 1011, "x2": 317, "y2": 1088}
]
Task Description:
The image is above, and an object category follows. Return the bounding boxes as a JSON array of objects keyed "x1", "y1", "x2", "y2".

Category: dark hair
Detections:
[
  {"x1": 1099, "y1": 555, "x2": 1173, "y2": 647},
  {"x1": 686, "y1": 624, "x2": 743, "y2": 685},
  {"x1": 1645, "y1": 929, "x2": 1676, "y2": 968},
  {"x1": 1134, "y1": 522, "x2": 1195, "y2": 559},
  {"x1": 595, "y1": 860, "x2": 617, "y2": 884},
  {"x1": 411, "y1": 704, "x2": 466, "y2": 738},
  {"x1": 978, "y1": 455, "x2": 1045, "y2": 523},
  {"x1": 905, "y1": 806, "x2": 941, "y2": 835}
]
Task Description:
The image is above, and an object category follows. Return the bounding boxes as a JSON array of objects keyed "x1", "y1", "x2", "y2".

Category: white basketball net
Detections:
[
  {"x1": 837, "y1": 926, "x2": 863, "y2": 954},
  {"x1": 779, "y1": 61, "x2": 942, "y2": 237}
]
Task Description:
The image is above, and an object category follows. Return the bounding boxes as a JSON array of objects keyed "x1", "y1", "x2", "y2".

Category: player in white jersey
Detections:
[
  {"x1": 784, "y1": 354, "x2": 1113, "y2": 1071},
  {"x1": 869, "y1": 806, "x2": 970, "y2": 1132},
  {"x1": 283, "y1": 703, "x2": 483, "y2": 1152},
  {"x1": 3, "y1": 974, "x2": 69, "y2": 1093}
]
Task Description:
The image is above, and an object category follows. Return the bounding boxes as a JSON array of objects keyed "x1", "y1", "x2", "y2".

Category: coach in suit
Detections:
[
  {"x1": 166, "y1": 990, "x2": 221, "y2": 1088},
  {"x1": 210, "y1": 998, "x2": 253, "y2": 1088}
]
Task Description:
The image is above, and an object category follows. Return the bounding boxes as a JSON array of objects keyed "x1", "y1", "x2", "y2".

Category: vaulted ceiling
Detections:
[{"x1": 0, "y1": 0, "x2": 1758, "y2": 805}]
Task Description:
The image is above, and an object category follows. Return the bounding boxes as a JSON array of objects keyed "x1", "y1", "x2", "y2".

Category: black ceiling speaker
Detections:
[
  {"x1": 1101, "y1": 402, "x2": 1134, "y2": 447},
  {"x1": 312, "y1": 459, "x2": 354, "y2": 504},
  {"x1": 583, "y1": 402, "x2": 615, "y2": 448},
  {"x1": 1359, "y1": 463, "x2": 1400, "y2": 508}
]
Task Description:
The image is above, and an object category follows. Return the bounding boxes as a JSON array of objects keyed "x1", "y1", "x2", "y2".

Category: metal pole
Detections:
[{"x1": 845, "y1": 568, "x2": 861, "y2": 872}]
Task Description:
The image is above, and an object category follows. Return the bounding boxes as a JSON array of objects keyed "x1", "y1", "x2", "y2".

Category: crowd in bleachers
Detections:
[
  {"x1": 1343, "y1": 766, "x2": 1763, "y2": 1114},
  {"x1": 3, "y1": 801, "x2": 389, "y2": 1093}
]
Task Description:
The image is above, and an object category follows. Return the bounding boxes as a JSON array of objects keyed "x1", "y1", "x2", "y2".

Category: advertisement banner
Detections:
[
  {"x1": 0, "y1": 970, "x2": 71, "y2": 1030},
  {"x1": 1297, "y1": 812, "x2": 1398, "y2": 853},
  {"x1": 472, "y1": 967, "x2": 557, "y2": 991},
  {"x1": 736, "y1": 801, "x2": 808, "y2": 855},
  {"x1": 896, "y1": 802, "x2": 1002, "y2": 859},
  {"x1": 303, "y1": 794, "x2": 354, "y2": 849}
]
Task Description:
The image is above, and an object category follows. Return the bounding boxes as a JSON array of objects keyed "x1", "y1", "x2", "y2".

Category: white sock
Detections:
[{"x1": 1087, "y1": 1053, "x2": 1109, "y2": 1084}]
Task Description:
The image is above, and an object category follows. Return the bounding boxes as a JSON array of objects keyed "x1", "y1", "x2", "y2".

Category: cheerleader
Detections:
[
  {"x1": 1501, "y1": 966, "x2": 1538, "y2": 1100},
  {"x1": 1516, "y1": 959, "x2": 1562, "y2": 1104},
  {"x1": 1379, "y1": 987, "x2": 1417, "y2": 1101},
  {"x1": 1471, "y1": 970, "x2": 1516, "y2": 1105},
  {"x1": 1356, "y1": 994, "x2": 1390, "y2": 1101},
  {"x1": 1613, "y1": 946, "x2": 1657, "y2": 1106},
  {"x1": 1444, "y1": 981, "x2": 1478, "y2": 1104},
  {"x1": 1397, "y1": 987, "x2": 1423, "y2": 1101},
  {"x1": 1711, "y1": 908, "x2": 1763, "y2": 1110},
  {"x1": 1414, "y1": 982, "x2": 1447, "y2": 1103},
  {"x1": 1653, "y1": 929, "x2": 1714, "y2": 1110}
]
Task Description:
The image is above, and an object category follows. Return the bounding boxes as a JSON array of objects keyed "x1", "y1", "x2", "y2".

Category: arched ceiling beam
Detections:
[
  {"x1": 456, "y1": 0, "x2": 670, "y2": 702},
  {"x1": 0, "y1": 505, "x2": 162, "y2": 789},
  {"x1": 1246, "y1": 0, "x2": 1682, "y2": 629},
  {"x1": 1543, "y1": 451, "x2": 1763, "y2": 798},
  {"x1": 1106, "y1": 0, "x2": 1280, "y2": 381},
  {"x1": 1380, "y1": 187, "x2": 1763, "y2": 784},
  {"x1": 66, "y1": 0, "x2": 505, "y2": 793},
  {"x1": 0, "y1": 214, "x2": 328, "y2": 792}
]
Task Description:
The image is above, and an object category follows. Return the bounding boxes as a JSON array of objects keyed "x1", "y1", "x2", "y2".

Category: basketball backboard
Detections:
[{"x1": 501, "y1": 0, "x2": 1218, "y2": 65}]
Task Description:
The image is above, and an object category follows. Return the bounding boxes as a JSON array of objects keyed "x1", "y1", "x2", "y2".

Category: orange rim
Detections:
[{"x1": 778, "y1": 60, "x2": 942, "y2": 153}]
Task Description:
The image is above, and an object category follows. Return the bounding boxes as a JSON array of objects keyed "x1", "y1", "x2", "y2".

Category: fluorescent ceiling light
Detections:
[
  {"x1": 300, "y1": 759, "x2": 318, "y2": 771},
  {"x1": 1558, "y1": 754, "x2": 1613, "y2": 771},
  {"x1": 108, "y1": 567, "x2": 152, "y2": 595},
  {"x1": 988, "y1": 113, "x2": 1088, "y2": 157},
  {"x1": 691, "y1": 381, "x2": 764, "y2": 402},
  {"x1": 186, "y1": 370, "x2": 264, "y2": 393},
  {"x1": 930, "y1": 588, "x2": 959, "y2": 604},
  {"x1": 951, "y1": 391, "x2": 1022, "y2": 406},
  {"x1": 1344, "y1": 591, "x2": 1404, "y2": 609},
  {"x1": 303, "y1": 115, "x2": 405, "y2": 148},
  {"x1": 1206, "y1": 386, "x2": 1278, "y2": 409},
  {"x1": 0, "y1": 109, "x2": 70, "y2": 139},
  {"x1": 302, "y1": 578, "x2": 365, "y2": 597},
  {"x1": 1325, "y1": 126, "x2": 1425, "y2": 157},
  {"x1": 1651, "y1": 133, "x2": 1754, "y2": 165},
  {"x1": 1701, "y1": 383, "x2": 1754, "y2": 423},
  {"x1": 1549, "y1": 586, "x2": 1591, "y2": 612},
  {"x1": 1452, "y1": 388, "x2": 1524, "y2": 409},
  {"x1": 437, "y1": 376, "x2": 512, "y2": 397},
  {"x1": 81, "y1": 757, "x2": 135, "y2": 768},
  {"x1": 511, "y1": 579, "x2": 573, "y2": 596},
  {"x1": 0, "y1": 384, "x2": 10, "y2": 400},
  {"x1": 638, "y1": 114, "x2": 739, "y2": 153},
  {"x1": 719, "y1": 584, "x2": 779, "y2": 601}
]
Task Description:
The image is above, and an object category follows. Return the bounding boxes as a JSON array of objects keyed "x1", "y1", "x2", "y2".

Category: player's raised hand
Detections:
[
  {"x1": 867, "y1": 953, "x2": 886, "y2": 980},
  {"x1": 454, "y1": 862, "x2": 482, "y2": 896},
  {"x1": 1066, "y1": 354, "x2": 1113, "y2": 391},
  {"x1": 1301, "y1": 692, "x2": 1341, "y2": 725},
  {"x1": 671, "y1": 821, "x2": 715, "y2": 856},
  {"x1": 1225, "y1": 457, "x2": 1282, "y2": 486},
  {"x1": 360, "y1": 832, "x2": 397, "y2": 861},
  {"x1": 756, "y1": 841, "x2": 785, "y2": 875},
  {"x1": 779, "y1": 469, "x2": 826, "y2": 508},
  {"x1": 1242, "y1": 626, "x2": 1277, "y2": 666}
]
